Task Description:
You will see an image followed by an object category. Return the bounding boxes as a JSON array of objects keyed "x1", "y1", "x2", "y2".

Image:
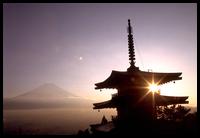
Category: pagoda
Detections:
[{"x1": 91, "y1": 19, "x2": 188, "y2": 134}]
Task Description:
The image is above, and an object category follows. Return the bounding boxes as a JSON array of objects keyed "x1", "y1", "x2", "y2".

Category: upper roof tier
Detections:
[{"x1": 95, "y1": 70, "x2": 182, "y2": 90}]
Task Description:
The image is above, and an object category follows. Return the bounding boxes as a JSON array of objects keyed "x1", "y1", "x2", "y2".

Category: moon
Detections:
[{"x1": 79, "y1": 57, "x2": 83, "y2": 60}]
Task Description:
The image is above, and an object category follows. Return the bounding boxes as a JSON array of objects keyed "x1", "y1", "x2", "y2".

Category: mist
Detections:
[{"x1": 4, "y1": 108, "x2": 117, "y2": 135}]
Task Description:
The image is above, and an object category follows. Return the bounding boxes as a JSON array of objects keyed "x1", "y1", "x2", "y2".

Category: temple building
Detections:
[{"x1": 90, "y1": 19, "x2": 188, "y2": 134}]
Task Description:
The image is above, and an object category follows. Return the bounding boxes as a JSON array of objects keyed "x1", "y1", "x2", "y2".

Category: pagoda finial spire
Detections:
[
  {"x1": 128, "y1": 19, "x2": 135, "y2": 67},
  {"x1": 127, "y1": 19, "x2": 138, "y2": 72}
]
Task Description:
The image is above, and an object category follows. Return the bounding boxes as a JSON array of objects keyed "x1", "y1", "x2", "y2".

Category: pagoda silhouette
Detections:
[{"x1": 90, "y1": 19, "x2": 189, "y2": 135}]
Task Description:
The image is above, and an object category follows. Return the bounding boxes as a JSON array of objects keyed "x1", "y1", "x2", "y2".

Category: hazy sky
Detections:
[{"x1": 3, "y1": 3, "x2": 197, "y2": 106}]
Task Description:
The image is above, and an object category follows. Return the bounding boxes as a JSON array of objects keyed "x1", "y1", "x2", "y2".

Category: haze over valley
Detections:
[{"x1": 3, "y1": 83, "x2": 117, "y2": 134}]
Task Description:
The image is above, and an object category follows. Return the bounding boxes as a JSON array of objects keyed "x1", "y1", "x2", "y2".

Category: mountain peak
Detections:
[{"x1": 42, "y1": 83, "x2": 59, "y2": 88}]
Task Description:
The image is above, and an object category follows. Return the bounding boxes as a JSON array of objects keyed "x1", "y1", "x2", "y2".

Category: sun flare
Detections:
[{"x1": 148, "y1": 83, "x2": 159, "y2": 93}]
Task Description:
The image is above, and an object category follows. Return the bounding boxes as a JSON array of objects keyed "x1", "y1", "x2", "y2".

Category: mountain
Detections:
[
  {"x1": 3, "y1": 83, "x2": 94, "y2": 109},
  {"x1": 13, "y1": 83, "x2": 77, "y2": 99}
]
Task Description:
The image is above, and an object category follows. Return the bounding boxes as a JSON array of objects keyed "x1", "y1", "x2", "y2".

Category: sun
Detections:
[{"x1": 148, "y1": 83, "x2": 159, "y2": 93}]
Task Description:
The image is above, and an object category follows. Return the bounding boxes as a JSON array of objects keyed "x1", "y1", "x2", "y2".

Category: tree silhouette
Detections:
[{"x1": 156, "y1": 104, "x2": 191, "y2": 121}]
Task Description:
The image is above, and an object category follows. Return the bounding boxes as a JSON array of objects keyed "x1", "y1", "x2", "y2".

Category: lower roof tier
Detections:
[
  {"x1": 95, "y1": 70, "x2": 182, "y2": 89},
  {"x1": 93, "y1": 94, "x2": 188, "y2": 109}
]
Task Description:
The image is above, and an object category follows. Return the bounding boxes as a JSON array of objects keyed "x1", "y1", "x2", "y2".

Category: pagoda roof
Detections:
[
  {"x1": 93, "y1": 100, "x2": 115, "y2": 109},
  {"x1": 93, "y1": 94, "x2": 188, "y2": 109},
  {"x1": 95, "y1": 70, "x2": 182, "y2": 89}
]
